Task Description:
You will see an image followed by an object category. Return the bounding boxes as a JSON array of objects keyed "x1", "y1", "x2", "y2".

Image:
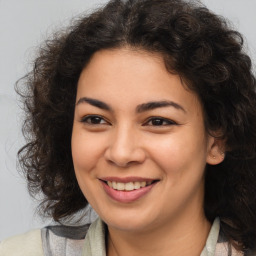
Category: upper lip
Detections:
[{"x1": 99, "y1": 176, "x2": 159, "y2": 183}]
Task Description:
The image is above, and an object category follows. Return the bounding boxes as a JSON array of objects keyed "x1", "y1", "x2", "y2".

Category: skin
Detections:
[{"x1": 72, "y1": 48, "x2": 224, "y2": 256}]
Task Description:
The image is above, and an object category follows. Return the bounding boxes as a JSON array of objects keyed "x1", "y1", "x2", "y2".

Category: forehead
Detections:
[
  {"x1": 78, "y1": 48, "x2": 167, "y2": 87},
  {"x1": 76, "y1": 48, "x2": 201, "y2": 113}
]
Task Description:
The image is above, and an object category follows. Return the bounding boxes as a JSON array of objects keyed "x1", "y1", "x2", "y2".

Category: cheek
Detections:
[
  {"x1": 146, "y1": 131, "x2": 208, "y2": 178},
  {"x1": 71, "y1": 128, "x2": 103, "y2": 201},
  {"x1": 71, "y1": 128, "x2": 104, "y2": 175}
]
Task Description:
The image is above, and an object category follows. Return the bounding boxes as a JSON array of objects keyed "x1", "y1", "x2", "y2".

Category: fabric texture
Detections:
[
  {"x1": 0, "y1": 229, "x2": 43, "y2": 256},
  {"x1": 41, "y1": 223, "x2": 90, "y2": 256},
  {"x1": 82, "y1": 217, "x2": 106, "y2": 256},
  {"x1": 1, "y1": 217, "x2": 254, "y2": 256},
  {"x1": 83, "y1": 218, "x2": 221, "y2": 256}
]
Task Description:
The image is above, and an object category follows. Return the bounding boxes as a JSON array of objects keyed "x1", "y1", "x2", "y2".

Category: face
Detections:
[{"x1": 72, "y1": 48, "x2": 221, "y2": 233}]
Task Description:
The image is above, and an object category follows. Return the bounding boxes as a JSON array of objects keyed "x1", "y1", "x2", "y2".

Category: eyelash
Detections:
[
  {"x1": 80, "y1": 115, "x2": 177, "y2": 127},
  {"x1": 143, "y1": 117, "x2": 177, "y2": 126},
  {"x1": 80, "y1": 115, "x2": 109, "y2": 125}
]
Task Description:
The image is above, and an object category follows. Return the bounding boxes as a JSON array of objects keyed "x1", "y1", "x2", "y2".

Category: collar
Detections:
[{"x1": 82, "y1": 218, "x2": 221, "y2": 256}]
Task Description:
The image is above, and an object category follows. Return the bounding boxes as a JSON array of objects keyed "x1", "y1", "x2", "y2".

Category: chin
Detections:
[
  {"x1": 98, "y1": 207, "x2": 159, "y2": 233},
  {"x1": 106, "y1": 218, "x2": 151, "y2": 232}
]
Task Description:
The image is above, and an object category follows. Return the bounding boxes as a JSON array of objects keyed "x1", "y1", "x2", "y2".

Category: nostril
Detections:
[
  {"x1": 106, "y1": 158, "x2": 137, "y2": 168},
  {"x1": 104, "y1": 141, "x2": 146, "y2": 167}
]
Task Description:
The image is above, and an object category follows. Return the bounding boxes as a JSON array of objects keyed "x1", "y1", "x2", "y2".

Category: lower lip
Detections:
[{"x1": 101, "y1": 181, "x2": 156, "y2": 203}]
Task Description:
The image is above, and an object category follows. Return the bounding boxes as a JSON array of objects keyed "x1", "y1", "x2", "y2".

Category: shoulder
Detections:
[
  {"x1": 0, "y1": 222, "x2": 92, "y2": 256},
  {"x1": 0, "y1": 229, "x2": 43, "y2": 256}
]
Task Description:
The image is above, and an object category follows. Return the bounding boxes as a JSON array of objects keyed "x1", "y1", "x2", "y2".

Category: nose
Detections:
[{"x1": 104, "y1": 125, "x2": 146, "y2": 168}]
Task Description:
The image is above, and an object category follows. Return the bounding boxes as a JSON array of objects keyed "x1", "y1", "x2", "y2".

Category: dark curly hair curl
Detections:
[{"x1": 17, "y1": 0, "x2": 256, "y2": 251}]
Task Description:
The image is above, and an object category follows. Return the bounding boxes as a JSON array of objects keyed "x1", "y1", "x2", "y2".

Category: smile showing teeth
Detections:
[{"x1": 107, "y1": 181, "x2": 153, "y2": 191}]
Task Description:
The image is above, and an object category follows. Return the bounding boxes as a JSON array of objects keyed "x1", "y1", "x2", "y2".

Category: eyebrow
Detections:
[
  {"x1": 136, "y1": 101, "x2": 186, "y2": 113},
  {"x1": 76, "y1": 97, "x2": 186, "y2": 113},
  {"x1": 76, "y1": 97, "x2": 112, "y2": 111}
]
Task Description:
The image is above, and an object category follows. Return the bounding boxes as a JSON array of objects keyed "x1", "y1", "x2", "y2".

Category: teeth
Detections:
[
  {"x1": 134, "y1": 181, "x2": 140, "y2": 189},
  {"x1": 125, "y1": 182, "x2": 134, "y2": 191},
  {"x1": 141, "y1": 181, "x2": 146, "y2": 187},
  {"x1": 116, "y1": 182, "x2": 125, "y2": 190},
  {"x1": 112, "y1": 181, "x2": 117, "y2": 189},
  {"x1": 106, "y1": 181, "x2": 153, "y2": 191}
]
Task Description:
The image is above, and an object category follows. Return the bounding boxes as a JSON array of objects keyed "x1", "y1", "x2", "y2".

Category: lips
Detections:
[{"x1": 100, "y1": 177, "x2": 159, "y2": 203}]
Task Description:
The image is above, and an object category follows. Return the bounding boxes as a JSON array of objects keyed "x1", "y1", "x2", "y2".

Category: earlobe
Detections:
[{"x1": 206, "y1": 136, "x2": 225, "y2": 165}]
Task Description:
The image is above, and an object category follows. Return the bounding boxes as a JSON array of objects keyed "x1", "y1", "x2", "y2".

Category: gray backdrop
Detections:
[{"x1": 0, "y1": 0, "x2": 255, "y2": 241}]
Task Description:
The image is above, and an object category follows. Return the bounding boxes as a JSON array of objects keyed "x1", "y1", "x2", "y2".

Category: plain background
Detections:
[{"x1": 0, "y1": 0, "x2": 255, "y2": 241}]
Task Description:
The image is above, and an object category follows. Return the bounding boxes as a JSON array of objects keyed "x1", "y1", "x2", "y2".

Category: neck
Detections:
[{"x1": 107, "y1": 211, "x2": 211, "y2": 256}]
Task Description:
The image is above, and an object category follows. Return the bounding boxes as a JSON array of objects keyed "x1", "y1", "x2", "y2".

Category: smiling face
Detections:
[{"x1": 72, "y1": 48, "x2": 222, "y2": 233}]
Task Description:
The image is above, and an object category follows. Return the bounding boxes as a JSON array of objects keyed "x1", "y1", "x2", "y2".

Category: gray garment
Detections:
[
  {"x1": 41, "y1": 217, "x2": 246, "y2": 256},
  {"x1": 2, "y1": 217, "x2": 254, "y2": 255},
  {"x1": 41, "y1": 224, "x2": 90, "y2": 256}
]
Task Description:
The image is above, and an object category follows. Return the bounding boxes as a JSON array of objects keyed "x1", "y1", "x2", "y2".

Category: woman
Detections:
[{"x1": 1, "y1": 0, "x2": 256, "y2": 255}]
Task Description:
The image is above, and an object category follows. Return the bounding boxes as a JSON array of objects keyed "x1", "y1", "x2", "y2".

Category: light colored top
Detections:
[
  {"x1": 82, "y1": 217, "x2": 225, "y2": 256},
  {"x1": 0, "y1": 217, "x2": 245, "y2": 256},
  {"x1": 0, "y1": 229, "x2": 43, "y2": 256}
]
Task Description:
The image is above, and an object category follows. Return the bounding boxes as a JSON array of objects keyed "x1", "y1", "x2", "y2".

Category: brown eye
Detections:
[
  {"x1": 81, "y1": 115, "x2": 108, "y2": 125},
  {"x1": 144, "y1": 117, "x2": 177, "y2": 126},
  {"x1": 151, "y1": 119, "x2": 165, "y2": 126}
]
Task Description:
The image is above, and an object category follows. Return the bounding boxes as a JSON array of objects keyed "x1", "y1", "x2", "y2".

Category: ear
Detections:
[{"x1": 206, "y1": 136, "x2": 225, "y2": 165}]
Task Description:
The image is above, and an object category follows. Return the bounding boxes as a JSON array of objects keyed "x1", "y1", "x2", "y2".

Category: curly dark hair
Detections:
[{"x1": 17, "y1": 0, "x2": 256, "y2": 252}]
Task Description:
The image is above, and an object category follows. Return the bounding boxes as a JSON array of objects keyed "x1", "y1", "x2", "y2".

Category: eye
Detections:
[
  {"x1": 81, "y1": 115, "x2": 109, "y2": 125},
  {"x1": 144, "y1": 117, "x2": 177, "y2": 126}
]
